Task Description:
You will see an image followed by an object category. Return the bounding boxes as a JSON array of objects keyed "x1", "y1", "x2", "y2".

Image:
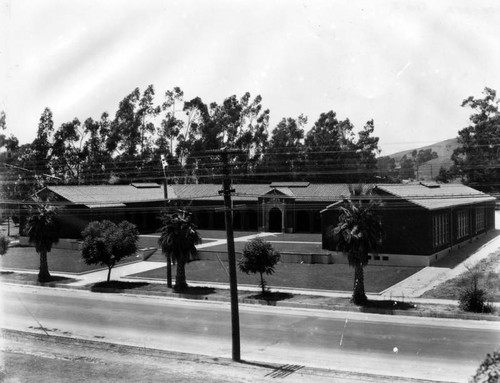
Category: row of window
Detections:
[{"x1": 432, "y1": 207, "x2": 487, "y2": 248}]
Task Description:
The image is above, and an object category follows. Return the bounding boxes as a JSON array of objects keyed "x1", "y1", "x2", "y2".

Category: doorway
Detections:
[{"x1": 269, "y1": 208, "x2": 282, "y2": 232}]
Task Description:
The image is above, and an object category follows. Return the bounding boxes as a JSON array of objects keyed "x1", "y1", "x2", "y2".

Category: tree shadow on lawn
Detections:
[
  {"x1": 246, "y1": 292, "x2": 294, "y2": 303},
  {"x1": 359, "y1": 299, "x2": 417, "y2": 314},
  {"x1": 91, "y1": 281, "x2": 150, "y2": 293},
  {"x1": 175, "y1": 286, "x2": 216, "y2": 296},
  {"x1": 0, "y1": 272, "x2": 77, "y2": 285}
]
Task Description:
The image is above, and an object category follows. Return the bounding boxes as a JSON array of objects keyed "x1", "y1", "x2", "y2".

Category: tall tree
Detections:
[
  {"x1": 179, "y1": 93, "x2": 269, "y2": 183},
  {"x1": 81, "y1": 113, "x2": 113, "y2": 184},
  {"x1": 25, "y1": 203, "x2": 59, "y2": 282},
  {"x1": 259, "y1": 115, "x2": 307, "y2": 181},
  {"x1": 303, "y1": 112, "x2": 380, "y2": 183},
  {"x1": 327, "y1": 198, "x2": 382, "y2": 305},
  {"x1": 107, "y1": 85, "x2": 160, "y2": 182},
  {"x1": 81, "y1": 220, "x2": 139, "y2": 282},
  {"x1": 354, "y1": 120, "x2": 380, "y2": 182},
  {"x1": 51, "y1": 118, "x2": 87, "y2": 183},
  {"x1": 452, "y1": 87, "x2": 500, "y2": 191},
  {"x1": 24, "y1": 108, "x2": 54, "y2": 179},
  {"x1": 304, "y1": 111, "x2": 353, "y2": 182},
  {"x1": 158, "y1": 210, "x2": 201, "y2": 291}
]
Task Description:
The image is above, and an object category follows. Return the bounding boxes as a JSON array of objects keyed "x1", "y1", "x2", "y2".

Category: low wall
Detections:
[{"x1": 196, "y1": 250, "x2": 334, "y2": 264}]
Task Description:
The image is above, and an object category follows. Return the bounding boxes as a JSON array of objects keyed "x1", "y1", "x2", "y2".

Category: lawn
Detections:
[
  {"x1": 132, "y1": 260, "x2": 420, "y2": 293},
  {"x1": 0, "y1": 247, "x2": 141, "y2": 274},
  {"x1": 422, "y1": 251, "x2": 500, "y2": 302}
]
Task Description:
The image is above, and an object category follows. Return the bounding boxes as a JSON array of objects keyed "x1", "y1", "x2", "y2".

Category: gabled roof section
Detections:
[
  {"x1": 374, "y1": 183, "x2": 495, "y2": 210},
  {"x1": 264, "y1": 187, "x2": 295, "y2": 198},
  {"x1": 47, "y1": 184, "x2": 176, "y2": 208}
]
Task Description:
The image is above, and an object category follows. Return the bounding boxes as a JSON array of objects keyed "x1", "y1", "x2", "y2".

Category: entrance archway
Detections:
[{"x1": 269, "y1": 208, "x2": 282, "y2": 232}]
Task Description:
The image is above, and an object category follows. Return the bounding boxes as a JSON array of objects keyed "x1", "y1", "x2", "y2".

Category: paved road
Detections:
[{"x1": 1, "y1": 284, "x2": 498, "y2": 382}]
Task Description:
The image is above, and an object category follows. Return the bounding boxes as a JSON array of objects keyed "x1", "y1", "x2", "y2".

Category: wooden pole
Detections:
[{"x1": 214, "y1": 148, "x2": 244, "y2": 362}]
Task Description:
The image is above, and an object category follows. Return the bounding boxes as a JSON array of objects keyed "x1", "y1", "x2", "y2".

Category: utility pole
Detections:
[
  {"x1": 160, "y1": 154, "x2": 172, "y2": 288},
  {"x1": 213, "y1": 147, "x2": 244, "y2": 362}
]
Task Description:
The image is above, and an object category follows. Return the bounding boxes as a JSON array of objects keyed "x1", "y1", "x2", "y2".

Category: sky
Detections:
[{"x1": 1, "y1": 0, "x2": 500, "y2": 156}]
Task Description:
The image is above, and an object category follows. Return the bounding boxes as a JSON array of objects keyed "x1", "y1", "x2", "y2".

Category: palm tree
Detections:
[
  {"x1": 331, "y1": 198, "x2": 382, "y2": 305},
  {"x1": 158, "y1": 210, "x2": 202, "y2": 291},
  {"x1": 25, "y1": 203, "x2": 59, "y2": 282}
]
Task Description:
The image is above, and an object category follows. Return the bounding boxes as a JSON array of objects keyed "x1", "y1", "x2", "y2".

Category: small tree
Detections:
[
  {"x1": 158, "y1": 210, "x2": 201, "y2": 291},
  {"x1": 25, "y1": 203, "x2": 59, "y2": 282},
  {"x1": 81, "y1": 220, "x2": 139, "y2": 283},
  {"x1": 0, "y1": 234, "x2": 9, "y2": 255},
  {"x1": 239, "y1": 237, "x2": 280, "y2": 295}
]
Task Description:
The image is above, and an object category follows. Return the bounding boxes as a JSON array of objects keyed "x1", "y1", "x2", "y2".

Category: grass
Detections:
[
  {"x1": 0, "y1": 271, "x2": 77, "y2": 284},
  {"x1": 202, "y1": 241, "x2": 324, "y2": 254},
  {"x1": 422, "y1": 251, "x2": 500, "y2": 302},
  {"x1": 0, "y1": 247, "x2": 141, "y2": 274},
  {"x1": 131, "y1": 260, "x2": 420, "y2": 293}
]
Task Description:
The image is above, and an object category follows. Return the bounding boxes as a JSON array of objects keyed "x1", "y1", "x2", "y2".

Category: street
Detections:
[{"x1": 1, "y1": 284, "x2": 498, "y2": 382}]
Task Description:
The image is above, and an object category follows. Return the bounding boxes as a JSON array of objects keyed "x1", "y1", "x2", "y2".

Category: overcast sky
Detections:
[{"x1": 2, "y1": 0, "x2": 500, "y2": 155}]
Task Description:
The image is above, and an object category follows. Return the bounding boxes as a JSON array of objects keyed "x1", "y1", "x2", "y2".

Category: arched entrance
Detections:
[{"x1": 269, "y1": 208, "x2": 282, "y2": 232}]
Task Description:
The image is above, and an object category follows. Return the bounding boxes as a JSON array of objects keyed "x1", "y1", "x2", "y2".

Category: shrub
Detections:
[
  {"x1": 458, "y1": 267, "x2": 493, "y2": 313},
  {"x1": 0, "y1": 235, "x2": 9, "y2": 255},
  {"x1": 471, "y1": 350, "x2": 500, "y2": 383}
]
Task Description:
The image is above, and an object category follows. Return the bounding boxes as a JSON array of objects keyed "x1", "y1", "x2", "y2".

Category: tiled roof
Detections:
[
  {"x1": 46, "y1": 183, "x2": 358, "y2": 205},
  {"x1": 374, "y1": 183, "x2": 495, "y2": 210},
  {"x1": 47, "y1": 184, "x2": 176, "y2": 208}
]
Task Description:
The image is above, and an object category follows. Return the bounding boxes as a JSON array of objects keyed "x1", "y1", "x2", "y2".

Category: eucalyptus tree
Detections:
[
  {"x1": 452, "y1": 87, "x2": 500, "y2": 192},
  {"x1": 179, "y1": 93, "x2": 269, "y2": 183},
  {"x1": 259, "y1": 115, "x2": 307, "y2": 181},
  {"x1": 51, "y1": 117, "x2": 87, "y2": 183},
  {"x1": 81, "y1": 113, "x2": 113, "y2": 184}
]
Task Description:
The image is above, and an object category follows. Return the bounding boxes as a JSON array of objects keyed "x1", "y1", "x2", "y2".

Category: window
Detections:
[
  {"x1": 475, "y1": 207, "x2": 485, "y2": 232},
  {"x1": 457, "y1": 210, "x2": 469, "y2": 239},
  {"x1": 433, "y1": 213, "x2": 450, "y2": 247}
]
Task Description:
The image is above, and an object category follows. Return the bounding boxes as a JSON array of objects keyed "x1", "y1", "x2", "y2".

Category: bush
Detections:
[
  {"x1": 471, "y1": 350, "x2": 500, "y2": 383},
  {"x1": 0, "y1": 235, "x2": 9, "y2": 255},
  {"x1": 458, "y1": 267, "x2": 493, "y2": 313}
]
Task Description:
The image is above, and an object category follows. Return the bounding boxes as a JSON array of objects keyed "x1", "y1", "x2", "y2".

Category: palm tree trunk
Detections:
[
  {"x1": 174, "y1": 258, "x2": 188, "y2": 291},
  {"x1": 107, "y1": 266, "x2": 112, "y2": 282},
  {"x1": 352, "y1": 262, "x2": 367, "y2": 305},
  {"x1": 38, "y1": 250, "x2": 51, "y2": 283},
  {"x1": 166, "y1": 252, "x2": 173, "y2": 288}
]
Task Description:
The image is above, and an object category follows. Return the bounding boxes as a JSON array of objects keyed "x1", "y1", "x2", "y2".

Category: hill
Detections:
[
  {"x1": 386, "y1": 138, "x2": 459, "y2": 162},
  {"x1": 381, "y1": 138, "x2": 460, "y2": 181}
]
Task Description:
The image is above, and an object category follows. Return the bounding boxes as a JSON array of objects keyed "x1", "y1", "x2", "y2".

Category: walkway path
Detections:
[{"x1": 66, "y1": 231, "x2": 276, "y2": 287}]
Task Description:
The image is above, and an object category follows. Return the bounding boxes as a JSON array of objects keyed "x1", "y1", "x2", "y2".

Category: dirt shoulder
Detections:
[{"x1": 0, "y1": 329, "x2": 454, "y2": 383}]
